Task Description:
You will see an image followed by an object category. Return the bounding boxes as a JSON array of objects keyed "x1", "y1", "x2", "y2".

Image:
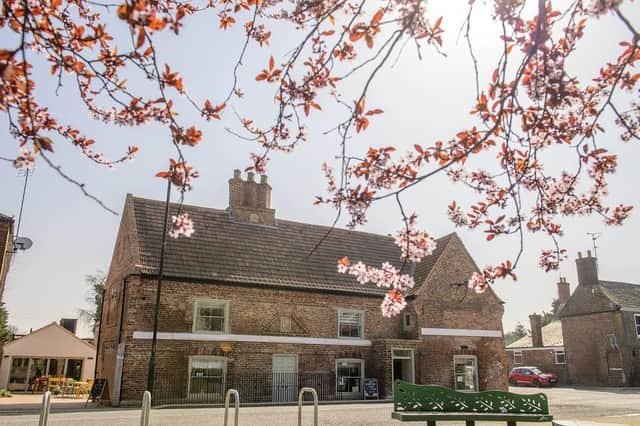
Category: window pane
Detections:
[
  {"x1": 454, "y1": 357, "x2": 477, "y2": 391},
  {"x1": 9, "y1": 358, "x2": 29, "y2": 384},
  {"x1": 336, "y1": 360, "x2": 362, "y2": 393},
  {"x1": 195, "y1": 301, "x2": 226, "y2": 332},
  {"x1": 190, "y1": 358, "x2": 225, "y2": 394},
  {"x1": 339, "y1": 311, "x2": 362, "y2": 338},
  {"x1": 66, "y1": 359, "x2": 83, "y2": 380}
]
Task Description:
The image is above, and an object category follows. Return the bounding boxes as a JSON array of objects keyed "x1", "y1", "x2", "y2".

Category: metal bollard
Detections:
[
  {"x1": 297, "y1": 387, "x2": 318, "y2": 426},
  {"x1": 140, "y1": 390, "x2": 151, "y2": 426},
  {"x1": 223, "y1": 389, "x2": 240, "y2": 426},
  {"x1": 38, "y1": 391, "x2": 52, "y2": 426}
]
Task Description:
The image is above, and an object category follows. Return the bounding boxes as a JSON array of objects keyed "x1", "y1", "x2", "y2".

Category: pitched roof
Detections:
[
  {"x1": 0, "y1": 213, "x2": 14, "y2": 223},
  {"x1": 130, "y1": 196, "x2": 454, "y2": 296},
  {"x1": 506, "y1": 320, "x2": 564, "y2": 348},
  {"x1": 599, "y1": 280, "x2": 640, "y2": 310}
]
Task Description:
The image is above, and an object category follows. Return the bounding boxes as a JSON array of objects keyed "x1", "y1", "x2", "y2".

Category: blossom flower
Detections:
[
  {"x1": 14, "y1": 148, "x2": 35, "y2": 170},
  {"x1": 168, "y1": 212, "x2": 194, "y2": 239}
]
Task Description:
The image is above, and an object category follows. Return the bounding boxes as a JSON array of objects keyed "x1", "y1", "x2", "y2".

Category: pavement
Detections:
[{"x1": 0, "y1": 386, "x2": 638, "y2": 425}]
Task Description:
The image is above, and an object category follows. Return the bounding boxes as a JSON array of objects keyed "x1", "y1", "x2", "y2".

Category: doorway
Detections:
[
  {"x1": 392, "y1": 349, "x2": 415, "y2": 385},
  {"x1": 272, "y1": 354, "x2": 298, "y2": 402}
]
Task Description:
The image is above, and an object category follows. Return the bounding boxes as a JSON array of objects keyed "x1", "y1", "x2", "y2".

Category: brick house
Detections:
[
  {"x1": 505, "y1": 279, "x2": 569, "y2": 384},
  {"x1": 0, "y1": 213, "x2": 14, "y2": 302},
  {"x1": 96, "y1": 170, "x2": 508, "y2": 406},
  {"x1": 560, "y1": 251, "x2": 640, "y2": 386}
]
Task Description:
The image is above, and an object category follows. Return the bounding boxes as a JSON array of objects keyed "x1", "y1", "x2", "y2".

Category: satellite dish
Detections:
[{"x1": 14, "y1": 237, "x2": 33, "y2": 251}]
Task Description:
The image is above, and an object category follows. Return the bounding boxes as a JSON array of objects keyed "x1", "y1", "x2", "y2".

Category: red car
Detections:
[{"x1": 508, "y1": 367, "x2": 558, "y2": 387}]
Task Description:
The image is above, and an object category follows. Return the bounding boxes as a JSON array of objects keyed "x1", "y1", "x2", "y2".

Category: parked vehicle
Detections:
[{"x1": 508, "y1": 367, "x2": 558, "y2": 387}]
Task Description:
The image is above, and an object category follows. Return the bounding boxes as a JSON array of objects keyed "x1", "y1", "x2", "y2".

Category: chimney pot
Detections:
[
  {"x1": 233, "y1": 169, "x2": 241, "y2": 179},
  {"x1": 587, "y1": 249, "x2": 592, "y2": 257},
  {"x1": 260, "y1": 175, "x2": 268, "y2": 184},
  {"x1": 247, "y1": 171, "x2": 255, "y2": 182},
  {"x1": 578, "y1": 251, "x2": 582, "y2": 258}
]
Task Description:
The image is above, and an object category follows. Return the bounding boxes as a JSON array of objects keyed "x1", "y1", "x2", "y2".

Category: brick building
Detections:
[
  {"x1": 505, "y1": 278, "x2": 569, "y2": 384},
  {"x1": 96, "y1": 170, "x2": 508, "y2": 406},
  {"x1": 560, "y1": 251, "x2": 640, "y2": 386},
  {"x1": 0, "y1": 213, "x2": 14, "y2": 302}
]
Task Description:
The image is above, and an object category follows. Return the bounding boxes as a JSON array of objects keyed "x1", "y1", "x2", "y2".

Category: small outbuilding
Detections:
[{"x1": 0, "y1": 322, "x2": 96, "y2": 391}]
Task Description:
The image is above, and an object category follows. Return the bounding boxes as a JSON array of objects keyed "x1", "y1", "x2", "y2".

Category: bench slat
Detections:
[{"x1": 392, "y1": 412, "x2": 553, "y2": 422}]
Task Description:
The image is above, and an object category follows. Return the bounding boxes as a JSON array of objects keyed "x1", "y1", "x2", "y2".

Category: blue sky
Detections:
[{"x1": 1, "y1": 1, "x2": 639, "y2": 337}]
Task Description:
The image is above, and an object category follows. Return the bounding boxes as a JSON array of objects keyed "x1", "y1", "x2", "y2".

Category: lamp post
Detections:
[{"x1": 146, "y1": 179, "x2": 172, "y2": 393}]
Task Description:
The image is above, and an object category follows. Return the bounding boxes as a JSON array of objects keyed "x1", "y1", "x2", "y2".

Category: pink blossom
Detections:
[
  {"x1": 169, "y1": 212, "x2": 194, "y2": 239},
  {"x1": 14, "y1": 148, "x2": 35, "y2": 170}
]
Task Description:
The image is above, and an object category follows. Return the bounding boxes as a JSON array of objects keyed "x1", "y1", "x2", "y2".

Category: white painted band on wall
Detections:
[
  {"x1": 421, "y1": 328, "x2": 502, "y2": 338},
  {"x1": 132, "y1": 332, "x2": 372, "y2": 346}
]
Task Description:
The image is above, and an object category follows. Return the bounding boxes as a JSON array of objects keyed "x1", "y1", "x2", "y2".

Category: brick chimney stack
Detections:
[
  {"x1": 576, "y1": 250, "x2": 598, "y2": 286},
  {"x1": 557, "y1": 277, "x2": 570, "y2": 305},
  {"x1": 529, "y1": 314, "x2": 543, "y2": 347},
  {"x1": 228, "y1": 170, "x2": 276, "y2": 226}
]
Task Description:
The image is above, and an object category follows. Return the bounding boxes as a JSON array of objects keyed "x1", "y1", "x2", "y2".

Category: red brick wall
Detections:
[
  {"x1": 562, "y1": 311, "x2": 625, "y2": 386},
  {"x1": 97, "y1": 202, "x2": 508, "y2": 404},
  {"x1": 0, "y1": 219, "x2": 14, "y2": 302},
  {"x1": 415, "y1": 235, "x2": 508, "y2": 391}
]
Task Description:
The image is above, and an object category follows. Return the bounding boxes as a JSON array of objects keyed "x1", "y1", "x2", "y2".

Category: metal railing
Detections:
[
  {"x1": 152, "y1": 371, "x2": 351, "y2": 406},
  {"x1": 223, "y1": 389, "x2": 239, "y2": 426},
  {"x1": 38, "y1": 391, "x2": 51, "y2": 426},
  {"x1": 298, "y1": 387, "x2": 318, "y2": 426}
]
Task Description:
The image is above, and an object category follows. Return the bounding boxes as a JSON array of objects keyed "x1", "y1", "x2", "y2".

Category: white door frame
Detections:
[
  {"x1": 391, "y1": 348, "x2": 415, "y2": 384},
  {"x1": 272, "y1": 353, "x2": 298, "y2": 402}
]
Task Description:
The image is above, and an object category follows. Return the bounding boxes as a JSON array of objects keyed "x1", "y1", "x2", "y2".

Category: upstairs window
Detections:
[
  {"x1": 554, "y1": 349, "x2": 566, "y2": 365},
  {"x1": 194, "y1": 299, "x2": 229, "y2": 333},
  {"x1": 635, "y1": 314, "x2": 640, "y2": 338},
  {"x1": 338, "y1": 310, "x2": 364, "y2": 338}
]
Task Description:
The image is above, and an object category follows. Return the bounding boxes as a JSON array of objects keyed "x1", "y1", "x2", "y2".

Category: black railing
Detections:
[{"x1": 152, "y1": 371, "x2": 359, "y2": 406}]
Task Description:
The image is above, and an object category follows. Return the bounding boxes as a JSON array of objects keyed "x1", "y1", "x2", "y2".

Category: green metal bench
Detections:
[{"x1": 391, "y1": 380, "x2": 553, "y2": 425}]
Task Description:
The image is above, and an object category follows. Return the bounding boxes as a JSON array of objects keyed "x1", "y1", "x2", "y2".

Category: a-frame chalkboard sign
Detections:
[{"x1": 85, "y1": 378, "x2": 108, "y2": 407}]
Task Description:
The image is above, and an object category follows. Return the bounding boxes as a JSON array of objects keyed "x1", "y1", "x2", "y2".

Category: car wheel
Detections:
[
  {"x1": 508, "y1": 379, "x2": 517, "y2": 386},
  {"x1": 533, "y1": 379, "x2": 541, "y2": 387}
]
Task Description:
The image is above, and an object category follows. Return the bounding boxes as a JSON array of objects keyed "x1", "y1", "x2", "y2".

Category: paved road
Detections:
[{"x1": 1, "y1": 387, "x2": 639, "y2": 425}]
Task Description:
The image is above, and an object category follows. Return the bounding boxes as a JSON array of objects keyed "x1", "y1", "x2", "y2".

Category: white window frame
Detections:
[
  {"x1": 554, "y1": 348, "x2": 566, "y2": 365},
  {"x1": 187, "y1": 355, "x2": 227, "y2": 396},
  {"x1": 335, "y1": 358, "x2": 364, "y2": 397},
  {"x1": 453, "y1": 355, "x2": 479, "y2": 392},
  {"x1": 634, "y1": 314, "x2": 640, "y2": 338},
  {"x1": 338, "y1": 309, "x2": 364, "y2": 339},
  {"x1": 513, "y1": 350, "x2": 523, "y2": 365},
  {"x1": 192, "y1": 299, "x2": 230, "y2": 334}
]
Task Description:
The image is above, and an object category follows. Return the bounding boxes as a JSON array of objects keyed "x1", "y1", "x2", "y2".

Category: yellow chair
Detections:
[
  {"x1": 47, "y1": 377, "x2": 62, "y2": 394},
  {"x1": 74, "y1": 381, "x2": 90, "y2": 399}
]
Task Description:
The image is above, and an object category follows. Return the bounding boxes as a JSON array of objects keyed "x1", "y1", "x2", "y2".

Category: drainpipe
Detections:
[{"x1": 93, "y1": 287, "x2": 106, "y2": 379}]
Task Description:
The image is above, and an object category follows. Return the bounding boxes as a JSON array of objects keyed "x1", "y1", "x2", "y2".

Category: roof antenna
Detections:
[
  {"x1": 586, "y1": 232, "x2": 600, "y2": 259},
  {"x1": 13, "y1": 168, "x2": 34, "y2": 252}
]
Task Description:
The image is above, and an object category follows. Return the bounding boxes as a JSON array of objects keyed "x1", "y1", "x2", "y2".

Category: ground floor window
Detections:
[
  {"x1": 336, "y1": 359, "x2": 363, "y2": 399},
  {"x1": 9, "y1": 358, "x2": 29, "y2": 385},
  {"x1": 453, "y1": 355, "x2": 478, "y2": 392},
  {"x1": 188, "y1": 356, "x2": 226, "y2": 396},
  {"x1": 8, "y1": 357, "x2": 85, "y2": 388},
  {"x1": 555, "y1": 349, "x2": 566, "y2": 364}
]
